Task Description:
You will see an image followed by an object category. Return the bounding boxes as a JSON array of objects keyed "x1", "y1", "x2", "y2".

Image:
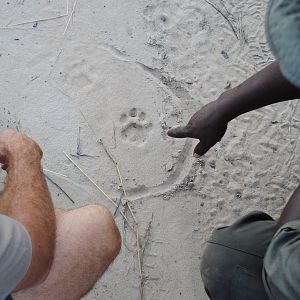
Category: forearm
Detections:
[
  {"x1": 276, "y1": 184, "x2": 300, "y2": 230},
  {"x1": 218, "y1": 62, "x2": 300, "y2": 122},
  {"x1": 0, "y1": 160, "x2": 56, "y2": 288}
]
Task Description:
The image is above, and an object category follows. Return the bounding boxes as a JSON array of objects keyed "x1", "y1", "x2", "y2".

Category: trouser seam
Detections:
[{"x1": 206, "y1": 241, "x2": 264, "y2": 259}]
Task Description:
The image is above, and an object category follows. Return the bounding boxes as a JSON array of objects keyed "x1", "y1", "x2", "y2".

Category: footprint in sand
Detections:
[{"x1": 120, "y1": 108, "x2": 153, "y2": 144}]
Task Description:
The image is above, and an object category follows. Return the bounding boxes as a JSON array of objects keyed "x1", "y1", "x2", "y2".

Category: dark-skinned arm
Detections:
[
  {"x1": 167, "y1": 61, "x2": 300, "y2": 234},
  {"x1": 168, "y1": 61, "x2": 300, "y2": 156}
]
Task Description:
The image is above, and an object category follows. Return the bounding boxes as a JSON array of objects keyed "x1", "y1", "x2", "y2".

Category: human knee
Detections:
[{"x1": 84, "y1": 204, "x2": 121, "y2": 258}]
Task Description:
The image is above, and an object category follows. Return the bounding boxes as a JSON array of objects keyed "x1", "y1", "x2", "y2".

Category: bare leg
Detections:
[{"x1": 13, "y1": 205, "x2": 121, "y2": 300}]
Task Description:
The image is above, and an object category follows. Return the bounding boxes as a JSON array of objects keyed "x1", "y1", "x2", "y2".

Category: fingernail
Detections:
[{"x1": 193, "y1": 153, "x2": 201, "y2": 158}]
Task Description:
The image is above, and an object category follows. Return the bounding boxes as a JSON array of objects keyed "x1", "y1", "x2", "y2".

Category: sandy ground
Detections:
[{"x1": 1, "y1": 0, "x2": 300, "y2": 299}]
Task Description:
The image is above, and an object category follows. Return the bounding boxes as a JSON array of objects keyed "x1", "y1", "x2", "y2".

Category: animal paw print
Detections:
[{"x1": 120, "y1": 108, "x2": 153, "y2": 144}]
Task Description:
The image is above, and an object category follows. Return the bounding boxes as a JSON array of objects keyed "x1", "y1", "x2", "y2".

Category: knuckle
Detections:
[{"x1": 186, "y1": 122, "x2": 197, "y2": 131}]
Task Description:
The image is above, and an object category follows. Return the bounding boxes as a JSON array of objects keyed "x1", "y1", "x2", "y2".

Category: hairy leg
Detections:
[{"x1": 13, "y1": 205, "x2": 121, "y2": 300}]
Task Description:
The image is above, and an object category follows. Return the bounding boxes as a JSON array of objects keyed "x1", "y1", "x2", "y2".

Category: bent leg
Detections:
[
  {"x1": 13, "y1": 205, "x2": 121, "y2": 300},
  {"x1": 201, "y1": 211, "x2": 276, "y2": 300}
]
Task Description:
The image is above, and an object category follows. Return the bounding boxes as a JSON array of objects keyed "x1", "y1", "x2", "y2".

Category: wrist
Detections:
[
  {"x1": 215, "y1": 88, "x2": 240, "y2": 123},
  {"x1": 7, "y1": 161, "x2": 42, "y2": 184},
  {"x1": 7, "y1": 152, "x2": 42, "y2": 174}
]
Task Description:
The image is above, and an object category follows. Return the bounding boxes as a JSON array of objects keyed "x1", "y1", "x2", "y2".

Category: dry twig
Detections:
[
  {"x1": 50, "y1": 0, "x2": 79, "y2": 75},
  {"x1": 74, "y1": 108, "x2": 143, "y2": 299},
  {"x1": 114, "y1": 191, "x2": 124, "y2": 216},
  {"x1": 71, "y1": 126, "x2": 99, "y2": 158},
  {"x1": 45, "y1": 174, "x2": 75, "y2": 204},
  {"x1": 125, "y1": 215, "x2": 154, "y2": 299},
  {"x1": 64, "y1": 151, "x2": 135, "y2": 232},
  {"x1": 204, "y1": 0, "x2": 239, "y2": 39},
  {"x1": 43, "y1": 168, "x2": 68, "y2": 177},
  {"x1": 98, "y1": 139, "x2": 137, "y2": 223},
  {"x1": 98, "y1": 139, "x2": 143, "y2": 299},
  {"x1": 136, "y1": 224, "x2": 143, "y2": 300},
  {"x1": 1, "y1": 0, "x2": 69, "y2": 28}
]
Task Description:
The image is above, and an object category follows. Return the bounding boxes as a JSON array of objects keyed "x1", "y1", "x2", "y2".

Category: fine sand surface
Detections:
[{"x1": 1, "y1": 0, "x2": 300, "y2": 299}]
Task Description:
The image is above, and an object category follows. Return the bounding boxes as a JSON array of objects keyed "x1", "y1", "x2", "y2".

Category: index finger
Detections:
[{"x1": 167, "y1": 126, "x2": 190, "y2": 138}]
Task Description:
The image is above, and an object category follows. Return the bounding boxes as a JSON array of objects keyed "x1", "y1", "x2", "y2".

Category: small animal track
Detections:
[
  {"x1": 0, "y1": 107, "x2": 21, "y2": 131},
  {"x1": 63, "y1": 58, "x2": 94, "y2": 89},
  {"x1": 120, "y1": 108, "x2": 153, "y2": 144}
]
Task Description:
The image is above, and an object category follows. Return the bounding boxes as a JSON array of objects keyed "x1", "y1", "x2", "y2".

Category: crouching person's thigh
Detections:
[{"x1": 13, "y1": 204, "x2": 121, "y2": 300}]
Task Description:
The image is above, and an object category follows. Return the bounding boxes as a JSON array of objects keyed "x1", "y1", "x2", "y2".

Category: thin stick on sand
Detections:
[
  {"x1": 136, "y1": 224, "x2": 143, "y2": 300},
  {"x1": 49, "y1": 0, "x2": 79, "y2": 76},
  {"x1": 62, "y1": 0, "x2": 78, "y2": 36},
  {"x1": 43, "y1": 168, "x2": 68, "y2": 178},
  {"x1": 63, "y1": 151, "x2": 135, "y2": 232},
  {"x1": 76, "y1": 108, "x2": 143, "y2": 297},
  {"x1": 64, "y1": 152, "x2": 113, "y2": 203},
  {"x1": 97, "y1": 138, "x2": 144, "y2": 299},
  {"x1": 71, "y1": 126, "x2": 99, "y2": 158},
  {"x1": 4, "y1": 14, "x2": 68, "y2": 27},
  {"x1": 126, "y1": 216, "x2": 153, "y2": 299},
  {"x1": 204, "y1": 0, "x2": 239, "y2": 40},
  {"x1": 1, "y1": 0, "x2": 69, "y2": 28},
  {"x1": 67, "y1": 0, "x2": 70, "y2": 16},
  {"x1": 45, "y1": 174, "x2": 75, "y2": 204},
  {"x1": 0, "y1": 26, "x2": 35, "y2": 30},
  {"x1": 98, "y1": 139, "x2": 137, "y2": 224},
  {"x1": 114, "y1": 191, "x2": 124, "y2": 216},
  {"x1": 125, "y1": 217, "x2": 153, "y2": 267},
  {"x1": 116, "y1": 164, "x2": 137, "y2": 222}
]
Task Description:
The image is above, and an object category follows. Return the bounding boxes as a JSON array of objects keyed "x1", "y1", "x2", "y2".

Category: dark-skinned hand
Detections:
[{"x1": 167, "y1": 99, "x2": 228, "y2": 157}]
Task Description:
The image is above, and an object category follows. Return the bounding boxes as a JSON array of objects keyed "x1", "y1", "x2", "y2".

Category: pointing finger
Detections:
[{"x1": 167, "y1": 126, "x2": 190, "y2": 138}]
